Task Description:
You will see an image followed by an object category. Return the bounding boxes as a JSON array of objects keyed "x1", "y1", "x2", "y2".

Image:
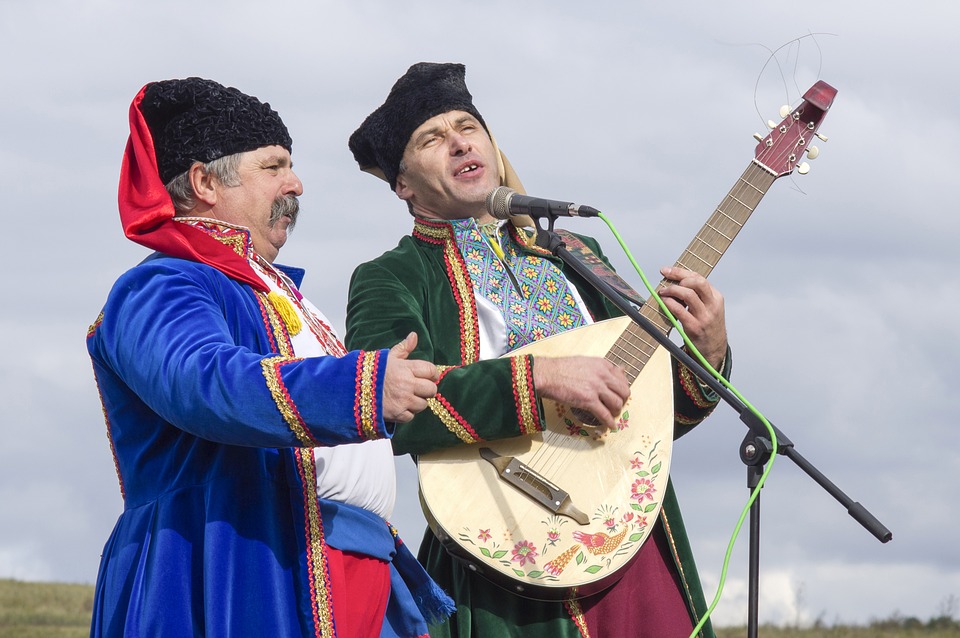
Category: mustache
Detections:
[{"x1": 269, "y1": 195, "x2": 300, "y2": 228}]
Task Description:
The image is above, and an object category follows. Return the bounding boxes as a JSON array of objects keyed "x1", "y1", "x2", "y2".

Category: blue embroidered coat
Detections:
[{"x1": 87, "y1": 228, "x2": 439, "y2": 637}]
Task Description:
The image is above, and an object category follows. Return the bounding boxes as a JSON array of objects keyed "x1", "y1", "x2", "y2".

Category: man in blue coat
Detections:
[{"x1": 87, "y1": 77, "x2": 452, "y2": 637}]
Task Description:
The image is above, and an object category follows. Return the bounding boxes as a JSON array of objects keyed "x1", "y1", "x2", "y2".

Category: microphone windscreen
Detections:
[{"x1": 486, "y1": 186, "x2": 516, "y2": 220}]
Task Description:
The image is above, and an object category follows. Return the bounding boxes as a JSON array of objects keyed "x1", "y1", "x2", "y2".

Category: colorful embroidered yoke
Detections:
[{"x1": 451, "y1": 218, "x2": 586, "y2": 349}]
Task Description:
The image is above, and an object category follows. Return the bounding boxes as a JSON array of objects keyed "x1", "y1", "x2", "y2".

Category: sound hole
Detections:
[{"x1": 570, "y1": 407, "x2": 601, "y2": 427}]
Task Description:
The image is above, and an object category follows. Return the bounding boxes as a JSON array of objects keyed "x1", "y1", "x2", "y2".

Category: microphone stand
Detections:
[{"x1": 533, "y1": 224, "x2": 892, "y2": 637}]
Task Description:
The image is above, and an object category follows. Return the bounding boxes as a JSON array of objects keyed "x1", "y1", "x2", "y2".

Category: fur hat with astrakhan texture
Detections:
[
  {"x1": 349, "y1": 62, "x2": 488, "y2": 189},
  {"x1": 142, "y1": 77, "x2": 292, "y2": 184}
]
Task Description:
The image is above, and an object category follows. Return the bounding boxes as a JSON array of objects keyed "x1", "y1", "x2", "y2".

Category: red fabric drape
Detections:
[{"x1": 117, "y1": 84, "x2": 268, "y2": 293}]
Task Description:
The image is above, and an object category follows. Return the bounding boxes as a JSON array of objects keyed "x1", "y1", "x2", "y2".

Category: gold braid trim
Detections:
[
  {"x1": 357, "y1": 351, "x2": 380, "y2": 440},
  {"x1": 412, "y1": 219, "x2": 481, "y2": 364},
  {"x1": 564, "y1": 596, "x2": 591, "y2": 638},
  {"x1": 295, "y1": 449, "x2": 336, "y2": 637},
  {"x1": 259, "y1": 291, "x2": 295, "y2": 358},
  {"x1": 260, "y1": 356, "x2": 315, "y2": 447},
  {"x1": 442, "y1": 234, "x2": 479, "y2": 365},
  {"x1": 511, "y1": 355, "x2": 540, "y2": 434},
  {"x1": 426, "y1": 397, "x2": 478, "y2": 445},
  {"x1": 660, "y1": 509, "x2": 707, "y2": 637},
  {"x1": 677, "y1": 362, "x2": 720, "y2": 410}
]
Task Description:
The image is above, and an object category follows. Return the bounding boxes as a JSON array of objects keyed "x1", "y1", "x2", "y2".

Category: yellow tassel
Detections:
[{"x1": 268, "y1": 291, "x2": 302, "y2": 336}]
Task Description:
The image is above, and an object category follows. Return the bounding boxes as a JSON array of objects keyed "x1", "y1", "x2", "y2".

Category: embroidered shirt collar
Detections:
[{"x1": 174, "y1": 217, "x2": 256, "y2": 259}]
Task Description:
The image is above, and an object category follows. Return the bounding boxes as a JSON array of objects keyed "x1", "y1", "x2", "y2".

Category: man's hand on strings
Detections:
[{"x1": 533, "y1": 356, "x2": 630, "y2": 431}]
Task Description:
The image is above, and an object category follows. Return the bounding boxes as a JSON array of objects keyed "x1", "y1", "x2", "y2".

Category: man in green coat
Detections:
[{"x1": 345, "y1": 62, "x2": 730, "y2": 638}]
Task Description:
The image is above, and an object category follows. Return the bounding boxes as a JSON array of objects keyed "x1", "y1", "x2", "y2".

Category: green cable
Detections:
[{"x1": 596, "y1": 212, "x2": 778, "y2": 637}]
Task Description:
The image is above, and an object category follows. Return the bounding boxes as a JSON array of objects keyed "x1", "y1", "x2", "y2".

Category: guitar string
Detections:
[
  {"x1": 524, "y1": 164, "x2": 768, "y2": 480},
  {"x1": 521, "y1": 125, "x2": 800, "y2": 491}
]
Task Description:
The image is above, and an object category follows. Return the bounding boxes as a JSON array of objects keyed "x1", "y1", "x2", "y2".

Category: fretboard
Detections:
[{"x1": 606, "y1": 160, "x2": 777, "y2": 382}]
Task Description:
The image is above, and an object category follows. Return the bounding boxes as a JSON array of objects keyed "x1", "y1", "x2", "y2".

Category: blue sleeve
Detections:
[{"x1": 89, "y1": 258, "x2": 390, "y2": 448}]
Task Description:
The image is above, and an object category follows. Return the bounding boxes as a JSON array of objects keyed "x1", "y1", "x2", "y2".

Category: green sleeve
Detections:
[{"x1": 345, "y1": 255, "x2": 543, "y2": 457}]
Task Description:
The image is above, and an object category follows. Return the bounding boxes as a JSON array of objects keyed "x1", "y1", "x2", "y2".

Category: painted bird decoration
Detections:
[{"x1": 571, "y1": 528, "x2": 628, "y2": 555}]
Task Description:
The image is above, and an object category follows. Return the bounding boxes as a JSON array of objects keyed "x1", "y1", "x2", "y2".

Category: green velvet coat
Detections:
[{"x1": 346, "y1": 218, "x2": 723, "y2": 638}]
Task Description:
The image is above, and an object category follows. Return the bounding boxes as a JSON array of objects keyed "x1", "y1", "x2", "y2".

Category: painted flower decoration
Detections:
[
  {"x1": 631, "y1": 478, "x2": 656, "y2": 503},
  {"x1": 477, "y1": 529, "x2": 492, "y2": 542},
  {"x1": 511, "y1": 540, "x2": 539, "y2": 566},
  {"x1": 630, "y1": 457, "x2": 644, "y2": 470}
]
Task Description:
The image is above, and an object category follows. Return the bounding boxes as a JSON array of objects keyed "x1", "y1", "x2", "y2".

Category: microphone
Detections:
[{"x1": 486, "y1": 186, "x2": 601, "y2": 220}]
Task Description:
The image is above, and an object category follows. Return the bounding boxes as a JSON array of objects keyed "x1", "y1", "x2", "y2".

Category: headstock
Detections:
[{"x1": 754, "y1": 80, "x2": 837, "y2": 178}]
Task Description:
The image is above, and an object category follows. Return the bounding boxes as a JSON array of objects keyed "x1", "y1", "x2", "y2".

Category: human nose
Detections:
[
  {"x1": 448, "y1": 131, "x2": 472, "y2": 155},
  {"x1": 286, "y1": 170, "x2": 304, "y2": 196}
]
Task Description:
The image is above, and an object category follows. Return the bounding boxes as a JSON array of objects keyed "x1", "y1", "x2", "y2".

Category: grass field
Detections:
[
  {"x1": 0, "y1": 579, "x2": 92, "y2": 638},
  {"x1": 2, "y1": 578, "x2": 958, "y2": 637}
]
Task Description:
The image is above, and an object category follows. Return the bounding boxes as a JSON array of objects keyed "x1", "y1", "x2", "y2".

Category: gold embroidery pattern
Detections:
[
  {"x1": 661, "y1": 509, "x2": 706, "y2": 637},
  {"x1": 427, "y1": 396, "x2": 479, "y2": 445},
  {"x1": 87, "y1": 311, "x2": 103, "y2": 338},
  {"x1": 295, "y1": 449, "x2": 336, "y2": 637},
  {"x1": 260, "y1": 356, "x2": 315, "y2": 446},
  {"x1": 441, "y1": 233, "x2": 479, "y2": 365},
  {"x1": 356, "y1": 351, "x2": 380, "y2": 440},
  {"x1": 87, "y1": 315, "x2": 125, "y2": 498},
  {"x1": 259, "y1": 291, "x2": 295, "y2": 358},
  {"x1": 675, "y1": 412, "x2": 706, "y2": 427},
  {"x1": 564, "y1": 596, "x2": 591, "y2": 638},
  {"x1": 677, "y1": 363, "x2": 719, "y2": 410},
  {"x1": 511, "y1": 355, "x2": 541, "y2": 434},
  {"x1": 175, "y1": 217, "x2": 251, "y2": 257},
  {"x1": 413, "y1": 219, "x2": 480, "y2": 365}
]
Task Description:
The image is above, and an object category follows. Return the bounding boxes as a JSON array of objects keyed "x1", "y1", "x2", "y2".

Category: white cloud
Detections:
[{"x1": 1, "y1": 0, "x2": 957, "y2": 626}]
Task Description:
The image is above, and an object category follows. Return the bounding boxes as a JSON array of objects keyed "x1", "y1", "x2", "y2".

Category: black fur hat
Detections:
[
  {"x1": 141, "y1": 77, "x2": 293, "y2": 184},
  {"x1": 349, "y1": 62, "x2": 488, "y2": 189}
]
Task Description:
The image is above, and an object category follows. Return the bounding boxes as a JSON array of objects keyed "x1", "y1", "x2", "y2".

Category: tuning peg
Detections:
[
  {"x1": 815, "y1": 132, "x2": 829, "y2": 142},
  {"x1": 806, "y1": 146, "x2": 820, "y2": 160},
  {"x1": 767, "y1": 119, "x2": 777, "y2": 129},
  {"x1": 753, "y1": 132, "x2": 765, "y2": 142},
  {"x1": 797, "y1": 162, "x2": 811, "y2": 175},
  {"x1": 779, "y1": 105, "x2": 792, "y2": 118}
]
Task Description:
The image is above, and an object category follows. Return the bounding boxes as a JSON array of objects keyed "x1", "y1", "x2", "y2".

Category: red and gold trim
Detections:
[
  {"x1": 564, "y1": 596, "x2": 591, "y2": 638},
  {"x1": 413, "y1": 218, "x2": 480, "y2": 365},
  {"x1": 261, "y1": 356, "x2": 318, "y2": 447},
  {"x1": 677, "y1": 363, "x2": 720, "y2": 410},
  {"x1": 258, "y1": 287, "x2": 319, "y2": 445},
  {"x1": 427, "y1": 393, "x2": 482, "y2": 445},
  {"x1": 87, "y1": 312, "x2": 103, "y2": 339},
  {"x1": 258, "y1": 290, "x2": 295, "y2": 358},
  {"x1": 354, "y1": 350, "x2": 382, "y2": 440},
  {"x1": 510, "y1": 355, "x2": 542, "y2": 434},
  {"x1": 294, "y1": 448, "x2": 336, "y2": 637},
  {"x1": 660, "y1": 509, "x2": 708, "y2": 637},
  {"x1": 88, "y1": 313, "x2": 126, "y2": 499}
]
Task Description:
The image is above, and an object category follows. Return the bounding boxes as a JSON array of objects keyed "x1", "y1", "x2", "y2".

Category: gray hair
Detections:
[{"x1": 165, "y1": 153, "x2": 243, "y2": 214}]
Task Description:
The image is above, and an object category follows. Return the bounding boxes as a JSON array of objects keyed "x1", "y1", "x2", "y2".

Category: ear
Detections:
[
  {"x1": 394, "y1": 172, "x2": 413, "y2": 202},
  {"x1": 188, "y1": 162, "x2": 218, "y2": 207}
]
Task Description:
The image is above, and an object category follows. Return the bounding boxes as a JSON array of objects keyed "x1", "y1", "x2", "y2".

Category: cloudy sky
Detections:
[{"x1": 2, "y1": 0, "x2": 957, "y2": 628}]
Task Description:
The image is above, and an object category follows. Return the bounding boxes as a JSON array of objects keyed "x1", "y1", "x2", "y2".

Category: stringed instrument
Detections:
[{"x1": 417, "y1": 80, "x2": 837, "y2": 600}]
